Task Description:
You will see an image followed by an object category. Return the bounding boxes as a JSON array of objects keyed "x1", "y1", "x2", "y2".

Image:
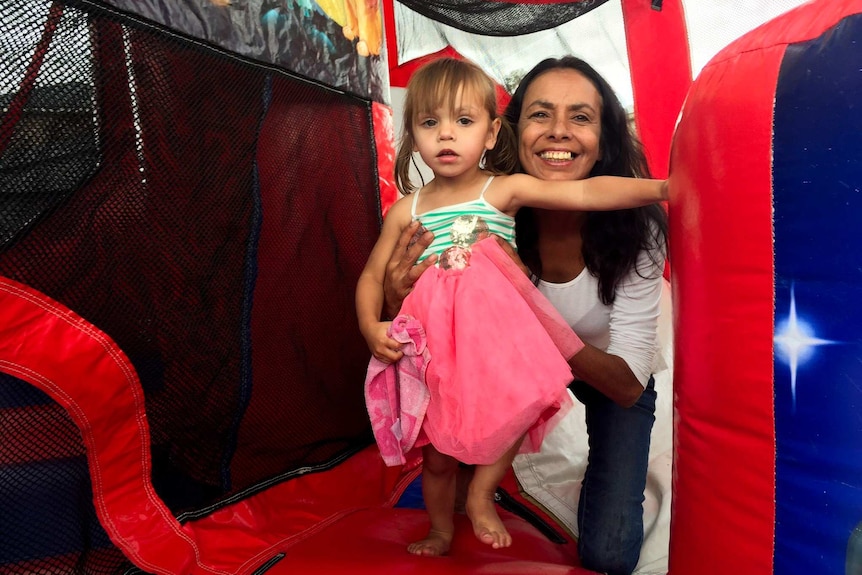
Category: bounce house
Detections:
[{"x1": 1, "y1": 1, "x2": 861, "y2": 574}]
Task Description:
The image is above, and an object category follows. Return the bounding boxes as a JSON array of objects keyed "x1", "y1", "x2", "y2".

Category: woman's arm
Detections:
[
  {"x1": 569, "y1": 248, "x2": 665, "y2": 407},
  {"x1": 568, "y1": 345, "x2": 645, "y2": 407}
]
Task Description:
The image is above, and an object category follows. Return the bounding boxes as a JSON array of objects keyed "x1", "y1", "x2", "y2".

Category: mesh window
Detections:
[
  {"x1": 1, "y1": 0, "x2": 382, "y2": 569},
  {"x1": 0, "y1": 3, "x2": 99, "y2": 247}
]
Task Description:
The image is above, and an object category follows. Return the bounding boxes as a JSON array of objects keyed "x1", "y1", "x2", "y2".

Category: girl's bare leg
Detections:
[
  {"x1": 465, "y1": 437, "x2": 524, "y2": 549},
  {"x1": 408, "y1": 445, "x2": 459, "y2": 556}
]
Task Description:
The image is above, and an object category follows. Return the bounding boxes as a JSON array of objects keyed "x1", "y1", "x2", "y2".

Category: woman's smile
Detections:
[{"x1": 518, "y1": 68, "x2": 603, "y2": 182}]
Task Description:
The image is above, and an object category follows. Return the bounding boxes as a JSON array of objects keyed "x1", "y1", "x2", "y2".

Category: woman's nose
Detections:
[{"x1": 548, "y1": 117, "x2": 570, "y2": 139}]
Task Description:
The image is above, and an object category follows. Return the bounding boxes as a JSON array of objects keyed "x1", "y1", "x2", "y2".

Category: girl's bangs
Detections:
[{"x1": 411, "y1": 68, "x2": 489, "y2": 117}]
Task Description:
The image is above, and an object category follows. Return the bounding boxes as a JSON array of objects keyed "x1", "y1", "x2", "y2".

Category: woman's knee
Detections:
[{"x1": 578, "y1": 533, "x2": 642, "y2": 575}]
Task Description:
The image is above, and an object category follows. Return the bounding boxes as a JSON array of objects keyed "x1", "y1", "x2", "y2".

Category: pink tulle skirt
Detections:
[{"x1": 401, "y1": 238, "x2": 583, "y2": 465}]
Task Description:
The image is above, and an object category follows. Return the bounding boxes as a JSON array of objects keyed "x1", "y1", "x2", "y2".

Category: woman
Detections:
[{"x1": 383, "y1": 56, "x2": 667, "y2": 575}]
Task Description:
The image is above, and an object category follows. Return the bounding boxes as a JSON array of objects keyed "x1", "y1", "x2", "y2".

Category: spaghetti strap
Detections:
[
  {"x1": 478, "y1": 175, "x2": 495, "y2": 200},
  {"x1": 410, "y1": 188, "x2": 421, "y2": 220}
]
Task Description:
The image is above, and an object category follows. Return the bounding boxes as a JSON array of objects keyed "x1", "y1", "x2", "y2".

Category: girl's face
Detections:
[
  {"x1": 411, "y1": 86, "x2": 501, "y2": 180},
  {"x1": 516, "y1": 68, "x2": 603, "y2": 182}
]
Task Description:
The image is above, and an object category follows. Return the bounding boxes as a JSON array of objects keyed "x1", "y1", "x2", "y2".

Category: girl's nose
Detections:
[{"x1": 437, "y1": 120, "x2": 455, "y2": 140}]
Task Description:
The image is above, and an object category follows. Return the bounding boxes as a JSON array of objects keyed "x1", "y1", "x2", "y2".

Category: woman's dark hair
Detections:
[{"x1": 503, "y1": 56, "x2": 668, "y2": 305}]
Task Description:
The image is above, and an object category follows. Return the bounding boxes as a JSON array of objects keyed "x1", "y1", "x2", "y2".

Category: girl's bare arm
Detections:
[
  {"x1": 355, "y1": 198, "x2": 413, "y2": 362},
  {"x1": 493, "y1": 173, "x2": 667, "y2": 214}
]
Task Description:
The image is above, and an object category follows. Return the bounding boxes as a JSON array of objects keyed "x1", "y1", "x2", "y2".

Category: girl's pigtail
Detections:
[
  {"x1": 484, "y1": 117, "x2": 518, "y2": 175},
  {"x1": 394, "y1": 135, "x2": 417, "y2": 195}
]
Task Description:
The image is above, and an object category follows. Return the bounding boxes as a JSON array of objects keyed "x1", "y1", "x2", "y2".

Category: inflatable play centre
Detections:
[{"x1": 1, "y1": 0, "x2": 860, "y2": 573}]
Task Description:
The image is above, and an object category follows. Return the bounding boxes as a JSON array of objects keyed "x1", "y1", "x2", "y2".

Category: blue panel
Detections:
[
  {"x1": 0, "y1": 372, "x2": 53, "y2": 409},
  {"x1": 772, "y1": 13, "x2": 862, "y2": 575},
  {"x1": 0, "y1": 457, "x2": 113, "y2": 563}
]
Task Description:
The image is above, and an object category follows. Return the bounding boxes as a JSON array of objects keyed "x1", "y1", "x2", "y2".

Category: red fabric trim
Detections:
[
  {"x1": 667, "y1": 37, "x2": 780, "y2": 575},
  {"x1": 372, "y1": 101, "x2": 399, "y2": 215},
  {"x1": 621, "y1": 0, "x2": 690, "y2": 179},
  {"x1": 382, "y1": 0, "x2": 399, "y2": 80},
  {"x1": 0, "y1": 277, "x2": 209, "y2": 575},
  {"x1": 388, "y1": 44, "x2": 461, "y2": 88},
  {"x1": 184, "y1": 446, "x2": 417, "y2": 571}
]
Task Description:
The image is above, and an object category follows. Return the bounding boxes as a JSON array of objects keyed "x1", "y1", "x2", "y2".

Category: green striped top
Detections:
[{"x1": 411, "y1": 176, "x2": 517, "y2": 263}]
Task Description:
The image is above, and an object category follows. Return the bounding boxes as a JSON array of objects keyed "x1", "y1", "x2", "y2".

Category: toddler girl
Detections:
[{"x1": 356, "y1": 57, "x2": 667, "y2": 557}]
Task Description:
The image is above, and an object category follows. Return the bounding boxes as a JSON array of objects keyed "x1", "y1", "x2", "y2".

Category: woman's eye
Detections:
[
  {"x1": 573, "y1": 114, "x2": 590, "y2": 123},
  {"x1": 528, "y1": 111, "x2": 548, "y2": 120}
]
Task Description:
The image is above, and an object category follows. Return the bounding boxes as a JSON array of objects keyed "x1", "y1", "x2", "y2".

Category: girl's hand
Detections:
[{"x1": 365, "y1": 321, "x2": 404, "y2": 364}]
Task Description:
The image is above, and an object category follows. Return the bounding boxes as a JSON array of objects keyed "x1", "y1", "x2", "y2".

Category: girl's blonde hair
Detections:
[{"x1": 394, "y1": 57, "x2": 517, "y2": 195}]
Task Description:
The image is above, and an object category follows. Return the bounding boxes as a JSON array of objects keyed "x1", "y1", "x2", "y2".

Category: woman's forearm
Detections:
[{"x1": 568, "y1": 343, "x2": 645, "y2": 407}]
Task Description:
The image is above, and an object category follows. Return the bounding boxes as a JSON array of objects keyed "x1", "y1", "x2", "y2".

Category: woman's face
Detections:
[{"x1": 516, "y1": 68, "x2": 603, "y2": 182}]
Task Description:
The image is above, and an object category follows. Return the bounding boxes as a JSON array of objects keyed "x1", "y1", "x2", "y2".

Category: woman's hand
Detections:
[
  {"x1": 379, "y1": 225, "x2": 531, "y2": 318},
  {"x1": 382, "y1": 221, "x2": 436, "y2": 319}
]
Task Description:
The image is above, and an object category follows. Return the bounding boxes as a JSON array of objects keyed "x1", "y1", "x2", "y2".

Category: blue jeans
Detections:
[{"x1": 569, "y1": 377, "x2": 656, "y2": 575}]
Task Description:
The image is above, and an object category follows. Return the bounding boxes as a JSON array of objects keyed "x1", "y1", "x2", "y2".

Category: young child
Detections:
[{"x1": 356, "y1": 57, "x2": 667, "y2": 557}]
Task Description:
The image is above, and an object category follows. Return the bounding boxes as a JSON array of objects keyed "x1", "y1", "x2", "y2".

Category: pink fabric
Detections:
[
  {"x1": 364, "y1": 315, "x2": 431, "y2": 466},
  {"x1": 401, "y1": 237, "x2": 584, "y2": 465}
]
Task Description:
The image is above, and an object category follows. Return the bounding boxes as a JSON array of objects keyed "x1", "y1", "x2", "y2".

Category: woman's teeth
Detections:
[{"x1": 540, "y1": 151, "x2": 573, "y2": 160}]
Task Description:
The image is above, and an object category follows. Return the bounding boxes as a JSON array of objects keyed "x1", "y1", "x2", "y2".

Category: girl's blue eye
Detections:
[{"x1": 457, "y1": 117, "x2": 473, "y2": 126}]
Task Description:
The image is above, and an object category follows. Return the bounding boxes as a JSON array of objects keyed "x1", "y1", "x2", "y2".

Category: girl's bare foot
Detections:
[
  {"x1": 407, "y1": 528, "x2": 453, "y2": 556},
  {"x1": 465, "y1": 492, "x2": 511, "y2": 549}
]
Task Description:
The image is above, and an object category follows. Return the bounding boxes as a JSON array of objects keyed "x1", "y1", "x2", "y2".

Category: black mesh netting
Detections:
[
  {"x1": 396, "y1": 0, "x2": 609, "y2": 36},
  {"x1": 0, "y1": 373, "x2": 131, "y2": 574},
  {"x1": 1, "y1": 1, "x2": 381, "y2": 572}
]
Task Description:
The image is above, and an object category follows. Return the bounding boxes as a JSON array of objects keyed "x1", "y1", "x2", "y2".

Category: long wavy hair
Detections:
[
  {"x1": 503, "y1": 56, "x2": 668, "y2": 305},
  {"x1": 394, "y1": 57, "x2": 517, "y2": 195}
]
